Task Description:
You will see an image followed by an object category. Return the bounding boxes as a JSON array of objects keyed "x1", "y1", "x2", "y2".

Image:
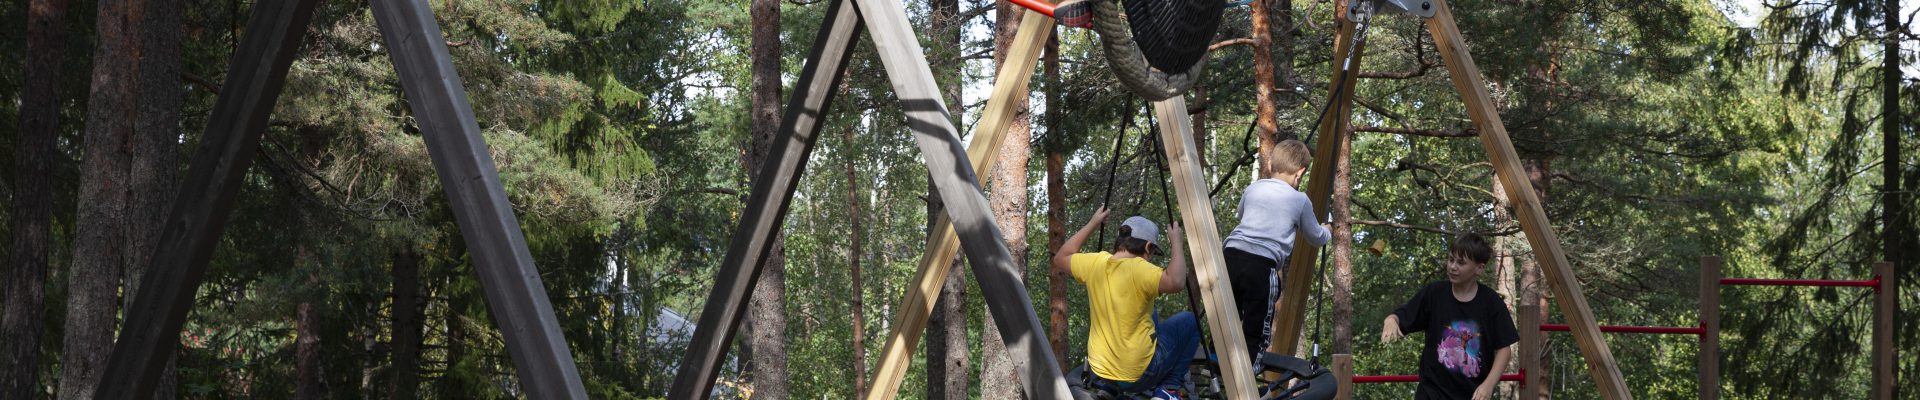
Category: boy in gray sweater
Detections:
[{"x1": 1222, "y1": 139, "x2": 1331, "y2": 360}]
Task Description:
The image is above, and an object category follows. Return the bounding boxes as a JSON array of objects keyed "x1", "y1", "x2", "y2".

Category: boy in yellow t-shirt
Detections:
[{"x1": 1052, "y1": 206, "x2": 1200, "y2": 400}]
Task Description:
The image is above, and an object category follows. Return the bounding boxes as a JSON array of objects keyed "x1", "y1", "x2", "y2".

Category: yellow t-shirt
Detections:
[{"x1": 1070, "y1": 251, "x2": 1164, "y2": 382}]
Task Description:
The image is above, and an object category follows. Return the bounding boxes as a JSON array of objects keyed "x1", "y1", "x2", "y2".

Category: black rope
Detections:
[
  {"x1": 1302, "y1": 11, "x2": 1372, "y2": 365},
  {"x1": 1141, "y1": 101, "x2": 1230, "y2": 391},
  {"x1": 1096, "y1": 99, "x2": 1136, "y2": 246},
  {"x1": 1207, "y1": 119, "x2": 1260, "y2": 197},
  {"x1": 1309, "y1": 239, "x2": 1331, "y2": 365}
]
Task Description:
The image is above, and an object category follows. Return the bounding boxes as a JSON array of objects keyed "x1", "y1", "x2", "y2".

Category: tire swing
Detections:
[{"x1": 1083, "y1": 0, "x2": 1224, "y2": 101}]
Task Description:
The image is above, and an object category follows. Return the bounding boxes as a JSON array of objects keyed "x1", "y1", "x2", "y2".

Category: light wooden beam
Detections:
[
  {"x1": 1271, "y1": 0, "x2": 1363, "y2": 362},
  {"x1": 1425, "y1": 0, "x2": 1631, "y2": 397},
  {"x1": 863, "y1": 10, "x2": 1054, "y2": 400},
  {"x1": 1518, "y1": 304, "x2": 1541, "y2": 400},
  {"x1": 1154, "y1": 97, "x2": 1260, "y2": 400},
  {"x1": 1700, "y1": 256, "x2": 1720, "y2": 400},
  {"x1": 1872, "y1": 261, "x2": 1892, "y2": 400},
  {"x1": 1332, "y1": 354, "x2": 1354, "y2": 400},
  {"x1": 853, "y1": 0, "x2": 1071, "y2": 396}
]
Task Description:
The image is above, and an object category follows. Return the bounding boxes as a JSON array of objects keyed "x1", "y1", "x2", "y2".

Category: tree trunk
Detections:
[
  {"x1": 389, "y1": 250, "x2": 424, "y2": 400},
  {"x1": 1520, "y1": 159, "x2": 1552, "y2": 399},
  {"x1": 846, "y1": 126, "x2": 867, "y2": 395},
  {"x1": 3, "y1": 0, "x2": 69, "y2": 397},
  {"x1": 1191, "y1": 84, "x2": 1210, "y2": 172},
  {"x1": 127, "y1": 0, "x2": 184, "y2": 396},
  {"x1": 925, "y1": 183, "x2": 972, "y2": 400},
  {"x1": 1880, "y1": 0, "x2": 1903, "y2": 307},
  {"x1": 1043, "y1": 25, "x2": 1072, "y2": 366},
  {"x1": 1249, "y1": 0, "x2": 1286, "y2": 172},
  {"x1": 1492, "y1": 171, "x2": 1516, "y2": 399},
  {"x1": 62, "y1": 0, "x2": 143, "y2": 396},
  {"x1": 296, "y1": 302, "x2": 324, "y2": 400},
  {"x1": 1877, "y1": 10, "x2": 1908, "y2": 398},
  {"x1": 980, "y1": 4, "x2": 1033, "y2": 397},
  {"x1": 927, "y1": 0, "x2": 971, "y2": 397},
  {"x1": 438, "y1": 269, "x2": 474, "y2": 399},
  {"x1": 745, "y1": 0, "x2": 790, "y2": 395},
  {"x1": 1329, "y1": 127, "x2": 1353, "y2": 355}
]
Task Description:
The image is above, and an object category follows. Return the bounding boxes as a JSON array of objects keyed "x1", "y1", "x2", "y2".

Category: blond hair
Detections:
[{"x1": 1265, "y1": 139, "x2": 1313, "y2": 177}]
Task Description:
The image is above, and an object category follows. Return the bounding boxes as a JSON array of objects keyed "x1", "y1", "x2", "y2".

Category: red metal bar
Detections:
[
  {"x1": 1352, "y1": 373, "x2": 1524, "y2": 384},
  {"x1": 1719, "y1": 276, "x2": 1880, "y2": 289},
  {"x1": 1005, "y1": 0, "x2": 1057, "y2": 16},
  {"x1": 1539, "y1": 323, "x2": 1706, "y2": 336}
]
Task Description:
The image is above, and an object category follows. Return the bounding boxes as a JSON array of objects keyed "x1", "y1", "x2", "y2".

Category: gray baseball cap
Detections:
[{"x1": 1121, "y1": 216, "x2": 1158, "y2": 245}]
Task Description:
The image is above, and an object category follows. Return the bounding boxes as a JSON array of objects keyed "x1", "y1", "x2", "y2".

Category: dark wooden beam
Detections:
[
  {"x1": 368, "y1": 0, "x2": 587, "y2": 397},
  {"x1": 669, "y1": 0, "x2": 862, "y2": 397},
  {"x1": 851, "y1": 0, "x2": 1070, "y2": 397},
  {"x1": 94, "y1": 0, "x2": 323, "y2": 397}
]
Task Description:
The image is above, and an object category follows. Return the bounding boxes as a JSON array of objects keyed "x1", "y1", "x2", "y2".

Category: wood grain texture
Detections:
[
  {"x1": 1425, "y1": 0, "x2": 1630, "y2": 397},
  {"x1": 1155, "y1": 97, "x2": 1260, "y2": 400},
  {"x1": 853, "y1": 0, "x2": 1071, "y2": 396},
  {"x1": 863, "y1": 10, "x2": 1055, "y2": 400}
]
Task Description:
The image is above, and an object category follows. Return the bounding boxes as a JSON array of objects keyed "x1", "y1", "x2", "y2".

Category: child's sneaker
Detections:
[
  {"x1": 1053, "y1": 0, "x2": 1095, "y2": 29},
  {"x1": 1150, "y1": 387, "x2": 1184, "y2": 400}
]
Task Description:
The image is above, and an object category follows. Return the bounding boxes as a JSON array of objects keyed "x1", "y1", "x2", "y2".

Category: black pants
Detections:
[{"x1": 1223, "y1": 247, "x2": 1285, "y2": 362}]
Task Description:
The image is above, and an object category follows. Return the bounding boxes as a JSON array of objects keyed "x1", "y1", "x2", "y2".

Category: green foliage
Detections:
[{"x1": 2, "y1": 0, "x2": 1908, "y2": 397}]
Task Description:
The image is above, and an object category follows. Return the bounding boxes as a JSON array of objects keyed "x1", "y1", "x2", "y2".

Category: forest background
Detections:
[{"x1": 0, "y1": 0, "x2": 1914, "y2": 398}]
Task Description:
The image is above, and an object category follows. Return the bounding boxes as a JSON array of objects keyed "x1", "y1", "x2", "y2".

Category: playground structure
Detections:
[
  {"x1": 70, "y1": 0, "x2": 1896, "y2": 398},
  {"x1": 680, "y1": 0, "x2": 1644, "y2": 398},
  {"x1": 1331, "y1": 257, "x2": 1896, "y2": 399}
]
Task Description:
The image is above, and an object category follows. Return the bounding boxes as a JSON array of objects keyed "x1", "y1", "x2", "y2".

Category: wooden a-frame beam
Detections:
[
  {"x1": 669, "y1": 0, "x2": 861, "y2": 397},
  {"x1": 94, "y1": 1, "x2": 324, "y2": 397},
  {"x1": 1271, "y1": 0, "x2": 1364, "y2": 363},
  {"x1": 852, "y1": 0, "x2": 1071, "y2": 397},
  {"x1": 370, "y1": 0, "x2": 592, "y2": 396},
  {"x1": 863, "y1": 10, "x2": 1053, "y2": 400},
  {"x1": 1425, "y1": 0, "x2": 1631, "y2": 397},
  {"x1": 1154, "y1": 97, "x2": 1261, "y2": 400}
]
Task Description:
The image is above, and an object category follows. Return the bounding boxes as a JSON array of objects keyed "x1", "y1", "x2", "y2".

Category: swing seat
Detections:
[{"x1": 1256, "y1": 352, "x2": 1337, "y2": 400}]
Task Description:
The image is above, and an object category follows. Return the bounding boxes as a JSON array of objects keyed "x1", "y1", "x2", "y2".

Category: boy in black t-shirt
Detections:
[{"x1": 1380, "y1": 233, "x2": 1519, "y2": 400}]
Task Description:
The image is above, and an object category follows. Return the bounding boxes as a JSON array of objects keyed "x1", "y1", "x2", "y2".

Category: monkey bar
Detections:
[
  {"x1": 1538, "y1": 324, "x2": 1706, "y2": 335},
  {"x1": 1348, "y1": 373, "x2": 1525, "y2": 383},
  {"x1": 1718, "y1": 277, "x2": 1882, "y2": 289}
]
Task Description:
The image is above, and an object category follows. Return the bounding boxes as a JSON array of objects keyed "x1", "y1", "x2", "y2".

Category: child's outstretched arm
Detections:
[
  {"x1": 1474, "y1": 345, "x2": 1514, "y2": 400},
  {"x1": 1052, "y1": 206, "x2": 1110, "y2": 277},
  {"x1": 1156, "y1": 223, "x2": 1187, "y2": 294},
  {"x1": 1296, "y1": 195, "x2": 1332, "y2": 247}
]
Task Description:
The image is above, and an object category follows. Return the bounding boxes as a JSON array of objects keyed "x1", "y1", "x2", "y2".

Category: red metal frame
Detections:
[
  {"x1": 1719, "y1": 276, "x2": 1881, "y2": 290},
  {"x1": 1539, "y1": 323, "x2": 1706, "y2": 335},
  {"x1": 1005, "y1": 0, "x2": 1057, "y2": 16},
  {"x1": 1352, "y1": 372, "x2": 1526, "y2": 384}
]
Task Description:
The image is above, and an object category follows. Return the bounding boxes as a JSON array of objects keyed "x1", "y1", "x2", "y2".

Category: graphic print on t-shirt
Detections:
[{"x1": 1437, "y1": 320, "x2": 1483, "y2": 378}]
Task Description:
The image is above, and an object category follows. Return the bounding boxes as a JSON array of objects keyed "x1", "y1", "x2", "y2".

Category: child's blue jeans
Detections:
[{"x1": 1110, "y1": 311, "x2": 1201, "y2": 393}]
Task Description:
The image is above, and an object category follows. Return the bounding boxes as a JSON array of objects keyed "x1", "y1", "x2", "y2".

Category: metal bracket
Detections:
[{"x1": 1354, "y1": 0, "x2": 1437, "y2": 19}]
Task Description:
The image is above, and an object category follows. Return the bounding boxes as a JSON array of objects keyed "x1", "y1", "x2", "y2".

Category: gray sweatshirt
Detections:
[{"x1": 1223, "y1": 179, "x2": 1331, "y2": 264}]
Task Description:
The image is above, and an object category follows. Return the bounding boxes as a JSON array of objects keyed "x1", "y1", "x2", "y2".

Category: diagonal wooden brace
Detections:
[
  {"x1": 862, "y1": 10, "x2": 1054, "y2": 400},
  {"x1": 853, "y1": 0, "x2": 1071, "y2": 397},
  {"x1": 1154, "y1": 97, "x2": 1261, "y2": 400},
  {"x1": 669, "y1": 0, "x2": 864, "y2": 397},
  {"x1": 1425, "y1": 0, "x2": 1631, "y2": 397}
]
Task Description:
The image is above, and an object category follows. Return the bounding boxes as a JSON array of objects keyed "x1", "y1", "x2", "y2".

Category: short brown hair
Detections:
[
  {"x1": 1449, "y1": 233, "x2": 1493, "y2": 265},
  {"x1": 1265, "y1": 139, "x2": 1313, "y2": 177}
]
